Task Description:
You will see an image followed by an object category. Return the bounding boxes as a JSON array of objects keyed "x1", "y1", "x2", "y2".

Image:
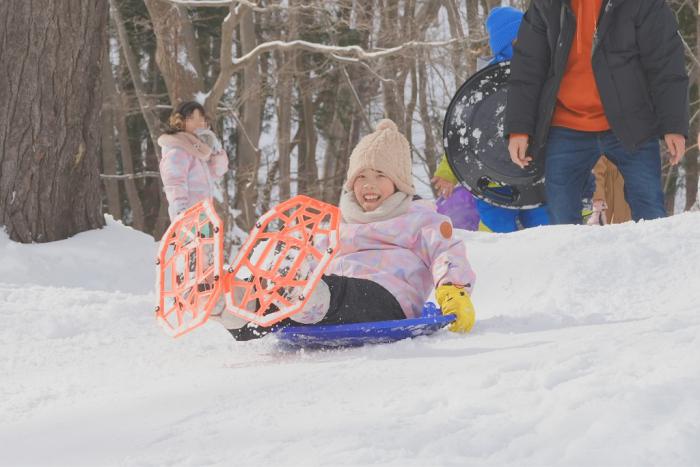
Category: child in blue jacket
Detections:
[{"x1": 432, "y1": 7, "x2": 549, "y2": 233}]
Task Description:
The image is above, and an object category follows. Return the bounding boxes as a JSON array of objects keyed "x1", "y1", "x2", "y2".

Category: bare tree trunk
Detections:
[
  {"x1": 418, "y1": 54, "x2": 439, "y2": 177},
  {"x1": 274, "y1": 69, "x2": 291, "y2": 199},
  {"x1": 403, "y1": 0, "x2": 418, "y2": 144},
  {"x1": 107, "y1": 66, "x2": 147, "y2": 232},
  {"x1": 465, "y1": 0, "x2": 481, "y2": 76},
  {"x1": 379, "y1": 0, "x2": 405, "y2": 128},
  {"x1": 204, "y1": 4, "x2": 240, "y2": 118},
  {"x1": 234, "y1": 6, "x2": 263, "y2": 230},
  {"x1": 378, "y1": 0, "x2": 441, "y2": 133},
  {"x1": 297, "y1": 80, "x2": 319, "y2": 197},
  {"x1": 662, "y1": 143, "x2": 677, "y2": 214},
  {"x1": 101, "y1": 110, "x2": 122, "y2": 220},
  {"x1": 294, "y1": 2, "x2": 319, "y2": 199},
  {"x1": 321, "y1": 117, "x2": 342, "y2": 202},
  {"x1": 481, "y1": 0, "x2": 501, "y2": 16},
  {"x1": 153, "y1": 201, "x2": 171, "y2": 239},
  {"x1": 339, "y1": 118, "x2": 362, "y2": 192},
  {"x1": 101, "y1": 47, "x2": 123, "y2": 221},
  {"x1": 686, "y1": 150, "x2": 699, "y2": 210},
  {"x1": 687, "y1": 13, "x2": 700, "y2": 210},
  {"x1": 318, "y1": 0, "x2": 377, "y2": 204},
  {"x1": 111, "y1": 0, "x2": 163, "y2": 156},
  {"x1": 143, "y1": 0, "x2": 206, "y2": 103},
  {"x1": 0, "y1": 0, "x2": 107, "y2": 242},
  {"x1": 664, "y1": 179, "x2": 676, "y2": 214},
  {"x1": 444, "y1": 0, "x2": 467, "y2": 84},
  {"x1": 275, "y1": 3, "x2": 299, "y2": 202},
  {"x1": 405, "y1": 64, "x2": 418, "y2": 146}
]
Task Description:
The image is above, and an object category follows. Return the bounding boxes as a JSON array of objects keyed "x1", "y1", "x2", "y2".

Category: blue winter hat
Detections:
[{"x1": 486, "y1": 7, "x2": 524, "y2": 59}]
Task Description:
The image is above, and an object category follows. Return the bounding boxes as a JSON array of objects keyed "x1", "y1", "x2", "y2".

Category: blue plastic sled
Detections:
[{"x1": 274, "y1": 302, "x2": 455, "y2": 349}]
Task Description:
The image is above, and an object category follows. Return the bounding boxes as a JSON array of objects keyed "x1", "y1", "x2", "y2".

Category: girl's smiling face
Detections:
[{"x1": 353, "y1": 168, "x2": 397, "y2": 212}]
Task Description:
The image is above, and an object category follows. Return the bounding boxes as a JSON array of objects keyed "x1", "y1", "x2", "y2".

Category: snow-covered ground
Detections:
[{"x1": 1, "y1": 214, "x2": 699, "y2": 466}]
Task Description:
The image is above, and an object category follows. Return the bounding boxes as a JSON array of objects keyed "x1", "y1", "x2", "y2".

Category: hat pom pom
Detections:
[{"x1": 375, "y1": 119, "x2": 398, "y2": 132}]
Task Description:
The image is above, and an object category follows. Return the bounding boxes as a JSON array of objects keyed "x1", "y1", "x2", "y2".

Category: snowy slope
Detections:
[{"x1": 1, "y1": 214, "x2": 699, "y2": 467}]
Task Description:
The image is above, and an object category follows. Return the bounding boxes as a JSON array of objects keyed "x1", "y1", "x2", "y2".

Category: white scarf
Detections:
[
  {"x1": 157, "y1": 132, "x2": 213, "y2": 161},
  {"x1": 339, "y1": 190, "x2": 412, "y2": 224}
]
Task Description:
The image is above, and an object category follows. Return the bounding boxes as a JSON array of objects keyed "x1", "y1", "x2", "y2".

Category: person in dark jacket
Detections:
[{"x1": 504, "y1": 0, "x2": 689, "y2": 224}]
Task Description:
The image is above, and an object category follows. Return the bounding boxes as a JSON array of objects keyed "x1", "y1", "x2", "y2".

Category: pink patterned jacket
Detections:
[
  {"x1": 326, "y1": 202, "x2": 476, "y2": 319},
  {"x1": 159, "y1": 146, "x2": 229, "y2": 221}
]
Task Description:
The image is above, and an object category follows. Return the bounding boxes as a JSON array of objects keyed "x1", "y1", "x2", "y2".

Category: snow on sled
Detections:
[
  {"x1": 155, "y1": 195, "x2": 454, "y2": 346},
  {"x1": 274, "y1": 302, "x2": 455, "y2": 349}
]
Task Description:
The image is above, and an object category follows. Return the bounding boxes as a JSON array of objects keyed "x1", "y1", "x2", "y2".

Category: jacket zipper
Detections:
[
  {"x1": 540, "y1": 2, "x2": 574, "y2": 150},
  {"x1": 592, "y1": 0, "x2": 613, "y2": 56}
]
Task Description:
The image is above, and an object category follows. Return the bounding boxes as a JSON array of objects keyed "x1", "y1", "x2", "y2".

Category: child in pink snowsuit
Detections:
[
  {"x1": 158, "y1": 101, "x2": 229, "y2": 221},
  {"x1": 226, "y1": 119, "x2": 476, "y2": 340}
]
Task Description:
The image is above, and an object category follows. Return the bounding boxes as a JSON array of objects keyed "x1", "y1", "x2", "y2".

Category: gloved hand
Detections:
[
  {"x1": 435, "y1": 284, "x2": 475, "y2": 333},
  {"x1": 195, "y1": 128, "x2": 223, "y2": 153},
  {"x1": 586, "y1": 199, "x2": 608, "y2": 226},
  {"x1": 430, "y1": 176, "x2": 457, "y2": 198}
]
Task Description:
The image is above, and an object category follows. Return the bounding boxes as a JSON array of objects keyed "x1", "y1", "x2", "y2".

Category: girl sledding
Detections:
[{"x1": 156, "y1": 119, "x2": 477, "y2": 347}]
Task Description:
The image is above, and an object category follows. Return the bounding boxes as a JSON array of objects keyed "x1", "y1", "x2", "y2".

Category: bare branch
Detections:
[
  {"x1": 164, "y1": 0, "x2": 314, "y2": 13},
  {"x1": 224, "y1": 107, "x2": 261, "y2": 154},
  {"x1": 166, "y1": 0, "x2": 247, "y2": 7},
  {"x1": 231, "y1": 38, "x2": 467, "y2": 70},
  {"x1": 205, "y1": 3, "x2": 240, "y2": 115},
  {"x1": 100, "y1": 172, "x2": 161, "y2": 180},
  {"x1": 680, "y1": 33, "x2": 700, "y2": 69},
  {"x1": 341, "y1": 67, "x2": 373, "y2": 132}
]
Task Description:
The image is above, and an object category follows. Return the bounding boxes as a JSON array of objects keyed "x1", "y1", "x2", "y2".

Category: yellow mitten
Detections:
[{"x1": 435, "y1": 284, "x2": 475, "y2": 333}]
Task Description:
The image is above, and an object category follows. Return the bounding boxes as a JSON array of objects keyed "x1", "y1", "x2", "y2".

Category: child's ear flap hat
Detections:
[{"x1": 344, "y1": 119, "x2": 415, "y2": 196}]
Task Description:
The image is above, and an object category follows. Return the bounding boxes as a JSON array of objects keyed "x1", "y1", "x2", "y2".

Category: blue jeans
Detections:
[{"x1": 544, "y1": 127, "x2": 666, "y2": 224}]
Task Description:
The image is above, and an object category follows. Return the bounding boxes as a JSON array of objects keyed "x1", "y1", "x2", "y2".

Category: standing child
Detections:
[
  {"x1": 158, "y1": 101, "x2": 229, "y2": 221},
  {"x1": 221, "y1": 119, "x2": 477, "y2": 339},
  {"x1": 432, "y1": 154, "x2": 480, "y2": 231},
  {"x1": 587, "y1": 156, "x2": 631, "y2": 225}
]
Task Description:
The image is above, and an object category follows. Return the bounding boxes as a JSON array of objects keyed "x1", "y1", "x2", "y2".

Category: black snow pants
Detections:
[{"x1": 229, "y1": 274, "x2": 405, "y2": 341}]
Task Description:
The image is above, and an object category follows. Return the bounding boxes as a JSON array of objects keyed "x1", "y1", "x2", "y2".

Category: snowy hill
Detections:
[{"x1": 1, "y1": 214, "x2": 699, "y2": 466}]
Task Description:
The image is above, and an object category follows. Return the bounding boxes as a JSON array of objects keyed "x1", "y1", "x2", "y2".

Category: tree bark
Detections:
[
  {"x1": 687, "y1": 11, "x2": 700, "y2": 210},
  {"x1": 294, "y1": 2, "x2": 319, "y2": 199},
  {"x1": 274, "y1": 1, "x2": 299, "y2": 202},
  {"x1": 418, "y1": 53, "x2": 439, "y2": 177},
  {"x1": 444, "y1": 0, "x2": 467, "y2": 84},
  {"x1": 234, "y1": 6, "x2": 263, "y2": 230},
  {"x1": 110, "y1": 0, "x2": 163, "y2": 157},
  {"x1": 100, "y1": 89, "x2": 123, "y2": 220},
  {"x1": 107, "y1": 61, "x2": 147, "y2": 231},
  {"x1": 297, "y1": 80, "x2": 319, "y2": 197},
  {"x1": 143, "y1": 0, "x2": 206, "y2": 103},
  {"x1": 378, "y1": 0, "x2": 405, "y2": 128},
  {"x1": 686, "y1": 149, "x2": 699, "y2": 210},
  {"x1": 275, "y1": 69, "x2": 292, "y2": 202},
  {"x1": 0, "y1": 0, "x2": 107, "y2": 242},
  {"x1": 317, "y1": 0, "x2": 375, "y2": 204},
  {"x1": 465, "y1": 0, "x2": 481, "y2": 76},
  {"x1": 100, "y1": 44, "x2": 124, "y2": 221}
]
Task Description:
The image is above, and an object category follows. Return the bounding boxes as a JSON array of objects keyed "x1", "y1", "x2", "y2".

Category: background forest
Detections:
[{"x1": 1, "y1": 0, "x2": 699, "y2": 245}]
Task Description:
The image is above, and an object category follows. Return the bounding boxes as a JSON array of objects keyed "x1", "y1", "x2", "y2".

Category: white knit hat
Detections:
[{"x1": 344, "y1": 119, "x2": 415, "y2": 195}]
